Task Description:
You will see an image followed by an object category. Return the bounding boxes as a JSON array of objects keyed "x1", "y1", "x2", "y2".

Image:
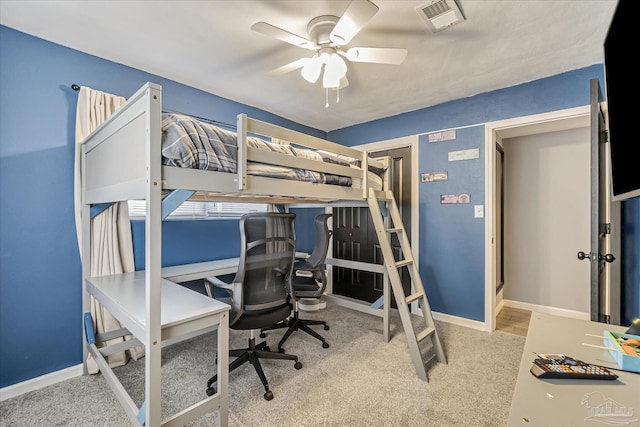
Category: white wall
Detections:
[{"x1": 502, "y1": 127, "x2": 590, "y2": 313}]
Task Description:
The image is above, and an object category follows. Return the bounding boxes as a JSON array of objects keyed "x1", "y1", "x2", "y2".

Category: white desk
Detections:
[
  {"x1": 161, "y1": 253, "x2": 309, "y2": 283},
  {"x1": 507, "y1": 312, "x2": 640, "y2": 426},
  {"x1": 85, "y1": 271, "x2": 230, "y2": 426},
  {"x1": 162, "y1": 258, "x2": 241, "y2": 283}
]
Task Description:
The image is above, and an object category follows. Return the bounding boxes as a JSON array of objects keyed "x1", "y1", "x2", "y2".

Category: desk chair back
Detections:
[
  {"x1": 228, "y1": 212, "x2": 296, "y2": 329},
  {"x1": 259, "y1": 213, "x2": 333, "y2": 351},
  {"x1": 293, "y1": 213, "x2": 332, "y2": 297}
]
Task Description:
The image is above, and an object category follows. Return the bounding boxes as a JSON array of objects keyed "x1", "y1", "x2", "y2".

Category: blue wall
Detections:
[
  {"x1": 418, "y1": 126, "x2": 486, "y2": 320},
  {"x1": 623, "y1": 202, "x2": 640, "y2": 323},
  {"x1": 327, "y1": 67, "x2": 604, "y2": 147},
  {"x1": 1, "y1": 25, "x2": 638, "y2": 388}
]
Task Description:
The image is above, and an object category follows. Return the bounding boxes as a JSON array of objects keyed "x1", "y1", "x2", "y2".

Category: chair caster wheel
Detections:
[
  {"x1": 264, "y1": 390, "x2": 274, "y2": 401},
  {"x1": 260, "y1": 332, "x2": 266, "y2": 338},
  {"x1": 278, "y1": 348, "x2": 285, "y2": 354},
  {"x1": 322, "y1": 342, "x2": 330, "y2": 348},
  {"x1": 206, "y1": 387, "x2": 216, "y2": 396},
  {"x1": 294, "y1": 361, "x2": 302, "y2": 370},
  {"x1": 324, "y1": 325, "x2": 330, "y2": 330}
]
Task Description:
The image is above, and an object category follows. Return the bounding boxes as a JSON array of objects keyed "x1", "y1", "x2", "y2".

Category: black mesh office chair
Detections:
[
  {"x1": 261, "y1": 213, "x2": 332, "y2": 351},
  {"x1": 204, "y1": 212, "x2": 302, "y2": 401}
]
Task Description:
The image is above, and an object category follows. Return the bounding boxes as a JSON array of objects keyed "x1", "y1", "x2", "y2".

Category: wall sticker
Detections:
[
  {"x1": 448, "y1": 148, "x2": 479, "y2": 161},
  {"x1": 421, "y1": 171, "x2": 448, "y2": 183},
  {"x1": 441, "y1": 194, "x2": 470, "y2": 204}
]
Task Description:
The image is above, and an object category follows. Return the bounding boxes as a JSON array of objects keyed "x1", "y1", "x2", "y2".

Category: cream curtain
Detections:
[{"x1": 74, "y1": 86, "x2": 144, "y2": 373}]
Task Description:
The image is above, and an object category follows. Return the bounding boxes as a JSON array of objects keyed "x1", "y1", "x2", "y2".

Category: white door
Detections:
[{"x1": 580, "y1": 79, "x2": 620, "y2": 323}]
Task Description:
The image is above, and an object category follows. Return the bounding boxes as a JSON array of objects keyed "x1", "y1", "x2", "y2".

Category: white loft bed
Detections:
[{"x1": 80, "y1": 82, "x2": 394, "y2": 426}]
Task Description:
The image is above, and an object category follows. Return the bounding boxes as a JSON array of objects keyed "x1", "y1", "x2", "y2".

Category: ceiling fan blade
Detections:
[
  {"x1": 266, "y1": 58, "x2": 310, "y2": 76},
  {"x1": 251, "y1": 22, "x2": 315, "y2": 50},
  {"x1": 330, "y1": 0, "x2": 379, "y2": 45},
  {"x1": 344, "y1": 47, "x2": 408, "y2": 64}
]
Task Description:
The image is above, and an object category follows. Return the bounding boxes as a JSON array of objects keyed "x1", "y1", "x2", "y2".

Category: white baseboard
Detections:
[
  {"x1": 410, "y1": 303, "x2": 489, "y2": 331},
  {"x1": 0, "y1": 364, "x2": 83, "y2": 402},
  {"x1": 504, "y1": 299, "x2": 590, "y2": 321},
  {"x1": 432, "y1": 311, "x2": 488, "y2": 331}
]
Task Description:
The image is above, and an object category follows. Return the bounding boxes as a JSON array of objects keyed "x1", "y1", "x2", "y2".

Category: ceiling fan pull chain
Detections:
[
  {"x1": 325, "y1": 88, "x2": 329, "y2": 108},
  {"x1": 337, "y1": 85, "x2": 340, "y2": 104}
]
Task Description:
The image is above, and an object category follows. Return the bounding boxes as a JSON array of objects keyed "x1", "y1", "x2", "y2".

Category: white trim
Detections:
[
  {"x1": 416, "y1": 122, "x2": 486, "y2": 136},
  {"x1": 484, "y1": 123, "x2": 496, "y2": 332},
  {"x1": 484, "y1": 106, "x2": 591, "y2": 333},
  {"x1": 432, "y1": 311, "x2": 488, "y2": 332},
  {"x1": 0, "y1": 364, "x2": 83, "y2": 401},
  {"x1": 355, "y1": 136, "x2": 421, "y2": 314}
]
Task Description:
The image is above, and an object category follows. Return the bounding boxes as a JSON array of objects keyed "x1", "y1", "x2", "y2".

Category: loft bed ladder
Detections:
[{"x1": 367, "y1": 188, "x2": 447, "y2": 381}]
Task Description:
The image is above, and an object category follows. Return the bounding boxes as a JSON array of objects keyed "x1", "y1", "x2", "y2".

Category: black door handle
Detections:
[
  {"x1": 599, "y1": 253, "x2": 615, "y2": 263},
  {"x1": 577, "y1": 251, "x2": 592, "y2": 261},
  {"x1": 577, "y1": 251, "x2": 615, "y2": 263}
]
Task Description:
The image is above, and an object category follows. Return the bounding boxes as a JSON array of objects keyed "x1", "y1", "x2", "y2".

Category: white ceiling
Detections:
[{"x1": 0, "y1": 0, "x2": 618, "y2": 132}]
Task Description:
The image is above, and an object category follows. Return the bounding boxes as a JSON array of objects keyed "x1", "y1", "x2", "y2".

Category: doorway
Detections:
[
  {"x1": 333, "y1": 146, "x2": 412, "y2": 305},
  {"x1": 485, "y1": 106, "x2": 592, "y2": 331},
  {"x1": 330, "y1": 135, "x2": 418, "y2": 309}
]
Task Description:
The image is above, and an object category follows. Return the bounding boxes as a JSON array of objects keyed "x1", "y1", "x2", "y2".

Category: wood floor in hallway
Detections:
[{"x1": 496, "y1": 306, "x2": 531, "y2": 337}]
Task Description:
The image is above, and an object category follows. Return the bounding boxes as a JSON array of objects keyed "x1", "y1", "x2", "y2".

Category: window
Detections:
[{"x1": 127, "y1": 200, "x2": 268, "y2": 220}]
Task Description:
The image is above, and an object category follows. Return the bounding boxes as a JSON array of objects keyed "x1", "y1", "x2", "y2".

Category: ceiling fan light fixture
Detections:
[
  {"x1": 323, "y1": 53, "x2": 347, "y2": 88},
  {"x1": 253, "y1": 0, "x2": 406, "y2": 107},
  {"x1": 301, "y1": 55, "x2": 322, "y2": 83}
]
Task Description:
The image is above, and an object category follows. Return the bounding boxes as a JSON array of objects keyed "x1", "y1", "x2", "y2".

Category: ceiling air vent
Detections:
[{"x1": 416, "y1": 0, "x2": 466, "y2": 32}]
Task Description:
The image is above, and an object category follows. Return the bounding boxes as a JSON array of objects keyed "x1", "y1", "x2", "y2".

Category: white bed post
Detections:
[
  {"x1": 81, "y1": 143, "x2": 91, "y2": 375},
  {"x1": 237, "y1": 114, "x2": 247, "y2": 191},
  {"x1": 361, "y1": 151, "x2": 369, "y2": 199},
  {"x1": 144, "y1": 84, "x2": 163, "y2": 426}
]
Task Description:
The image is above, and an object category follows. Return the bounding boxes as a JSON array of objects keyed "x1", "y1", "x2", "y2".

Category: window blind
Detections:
[{"x1": 127, "y1": 201, "x2": 268, "y2": 219}]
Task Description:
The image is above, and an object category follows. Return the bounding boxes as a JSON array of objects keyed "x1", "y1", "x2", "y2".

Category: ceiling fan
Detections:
[{"x1": 251, "y1": 0, "x2": 408, "y2": 106}]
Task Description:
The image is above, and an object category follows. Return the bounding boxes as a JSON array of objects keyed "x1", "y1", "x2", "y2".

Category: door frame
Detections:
[{"x1": 484, "y1": 106, "x2": 591, "y2": 331}]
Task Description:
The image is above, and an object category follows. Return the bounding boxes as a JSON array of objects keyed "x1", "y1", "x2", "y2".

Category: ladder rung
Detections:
[
  {"x1": 416, "y1": 327, "x2": 435, "y2": 343},
  {"x1": 396, "y1": 259, "x2": 413, "y2": 268},
  {"x1": 405, "y1": 292, "x2": 424, "y2": 304},
  {"x1": 386, "y1": 227, "x2": 403, "y2": 233},
  {"x1": 373, "y1": 190, "x2": 393, "y2": 200}
]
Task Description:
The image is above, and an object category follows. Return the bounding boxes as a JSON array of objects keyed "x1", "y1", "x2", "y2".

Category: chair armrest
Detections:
[
  {"x1": 295, "y1": 270, "x2": 314, "y2": 278},
  {"x1": 204, "y1": 276, "x2": 234, "y2": 298}
]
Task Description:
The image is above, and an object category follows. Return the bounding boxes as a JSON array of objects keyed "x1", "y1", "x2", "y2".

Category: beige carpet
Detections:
[{"x1": 0, "y1": 303, "x2": 525, "y2": 426}]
